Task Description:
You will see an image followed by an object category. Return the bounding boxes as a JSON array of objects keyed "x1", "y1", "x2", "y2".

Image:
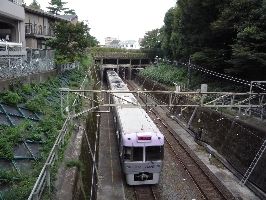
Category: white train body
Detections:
[{"x1": 106, "y1": 70, "x2": 164, "y2": 185}]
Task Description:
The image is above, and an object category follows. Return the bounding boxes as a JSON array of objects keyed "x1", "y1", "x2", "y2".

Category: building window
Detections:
[
  {"x1": 43, "y1": 26, "x2": 47, "y2": 35},
  {"x1": 38, "y1": 25, "x2": 42, "y2": 35},
  {"x1": 33, "y1": 24, "x2": 37, "y2": 34},
  {"x1": 37, "y1": 39, "x2": 43, "y2": 49}
]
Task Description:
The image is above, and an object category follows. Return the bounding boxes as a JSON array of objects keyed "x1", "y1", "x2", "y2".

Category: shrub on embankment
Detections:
[
  {"x1": 0, "y1": 55, "x2": 92, "y2": 199},
  {"x1": 136, "y1": 66, "x2": 266, "y2": 193},
  {"x1": 140, "y1": 64, "x2": 187, "y2": 86}
]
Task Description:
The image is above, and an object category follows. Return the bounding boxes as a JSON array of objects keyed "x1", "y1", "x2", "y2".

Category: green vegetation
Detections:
[
  {"x1": 28, "y1": 0, "x2": 41, "y2": 10},
  {"x1": 1, "y1": 91, "x2": 23, "y2": 105},
  {"x1": 90, "y1": 47, "x2": 143, "y2": 54},
  {"x1": 0, "y1": 56, "x2": 91, "y2": 199},
  {"x1": 0, "y1": 121, "x2": 33, "y2": 160},
  {"x1": 47, "y1": 21, "x2": 98, "y2": 64},
  {"x1": 0, "y1": 170, "x2": 21, "y2": 183},
  {"x1": 21, "y1": 84, "x2": 32, "y2": 95},
  {"x1": 65, "y1": 159, "x2": 83, "y2": 170},
  {"x1": 90, "y1": 47, "x2": 156, "y2": 59},
  {"x1": 141, "y1": 0, "x2": 266, "y2": 80},
  {"x1": 47, "y1": 0, "x2": 75, "y2": 15},
  {"x1": 140, "y1": 64, "x2": 187, "y2": 86},
  {"x1": 139, "y1": 62, "x2": 243, "y2": 91},
  {"x1": 209, "y1": 155, "x2": 225, "y2": 169}
]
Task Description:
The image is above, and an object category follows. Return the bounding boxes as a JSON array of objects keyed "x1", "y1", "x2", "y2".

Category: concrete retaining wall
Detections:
[
  {"x1": 0, "y1": 70, "x2": 57, "y2": 91},
  {"x1": 135, "y1": 75, "x2": 266, "y2": 194}
]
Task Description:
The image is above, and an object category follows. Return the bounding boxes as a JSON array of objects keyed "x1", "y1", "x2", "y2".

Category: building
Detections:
[
  {"x1": 24, "y1": 6, "x2": 73, "y2": 49},
  {"x1": 0, "y1": 1, "x2": 78, "y2": 52},
  {"x1": 105, "y1": 37, "x2": 118, "y2": 47},
  {"x1": 58, "y1": 15, "x2": 78, "y2": 24},
  {"x1": 0, "y1": 0, "x2": 26, "y2": 55},
  {"x1": 119, "y1": 40, "x2": 140, "y2": 50},
  {"x1": 0, "y1": 1, "x2": 78, "y2": 80},
  {"x1": 109, "y1": 39, "x2": 120, "y2": 48},
  {"x1": 104, "y1": 37, "x2": 141, "y2": 49}
]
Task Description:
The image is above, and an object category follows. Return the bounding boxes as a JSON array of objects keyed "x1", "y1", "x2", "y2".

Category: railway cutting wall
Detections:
[{"x1": 135, "y1": 75, "x2": 266, "y2": 195}]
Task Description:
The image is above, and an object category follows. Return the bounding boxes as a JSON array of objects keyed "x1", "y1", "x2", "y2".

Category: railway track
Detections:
[
  {"x1": 134, "y1": 186, "x2": 157, "y2": 200},
  {"x1": 151, "y1": 111, "x2": 227, "y2": 199},
  {"x1": 126, "y1": 80, "x2": 234, "y2": 200}
]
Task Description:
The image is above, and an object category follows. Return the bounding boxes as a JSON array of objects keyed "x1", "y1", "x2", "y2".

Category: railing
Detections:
[
  {"x1": 0, "y1": 48, "x2": 81, "y2": 80},
  {"x1": 28, "y1": 74, "x2": 88, "y2": 200},
  {"x1": 8, "y1": 0, "x2": 23, "y2": 6},
  {"x1": 25, "y1": 23, "x2": 54, "y2": 37},
  {"x1": 0, "y1": 41, "x2": 22, "y2": 51},
  {"x1": 0, "y1": 49, "x2": 54, "y2": 80}
]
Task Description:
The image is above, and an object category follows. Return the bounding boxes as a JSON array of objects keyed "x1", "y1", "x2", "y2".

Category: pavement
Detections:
[
  {"x1": 97, "y1": 110, "x2": 126, "y2": 200},
  {"x1": 55, "y1": 123, "x2": 84, "y2": 200}
]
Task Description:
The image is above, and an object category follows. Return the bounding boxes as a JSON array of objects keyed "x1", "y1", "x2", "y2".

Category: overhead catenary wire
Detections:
[{"x1": 179, "y1": 62, "x2": 266, "y2": 91}]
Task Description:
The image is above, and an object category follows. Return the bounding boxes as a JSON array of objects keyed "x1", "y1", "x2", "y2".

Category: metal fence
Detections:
[
  {"x1": 27, "y1": 74, "x2": 88, "y2": 200},
  {"x1": 0, "y1": 48, "x2": 81, "y2": 80},
  {"x1": 0, "y1": 49, "x2": 55, "y2": 80},
  {"x1": 8, "y1": 0, "x2": 23, "y2": 5}
]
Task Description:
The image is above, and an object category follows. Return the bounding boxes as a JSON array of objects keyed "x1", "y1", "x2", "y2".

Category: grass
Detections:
[
  {"x1": 140, "y1": 63, "x2": 188, "y2": 86},
  {"x1": 0, "y1": 55, "x2": 91, "y2": 199},
  {"x1": 65, "y1": 159, "x2": 83, "y2": 170},
  {"x1": 139, "y1": 62, "x2": 250, "y2": 92},
  {"x1": 1, "y1": 91, "x2": 23, "y2": 105},
  {"x1": 209, "y1": 155, "x2": 225, "y2": 169}
]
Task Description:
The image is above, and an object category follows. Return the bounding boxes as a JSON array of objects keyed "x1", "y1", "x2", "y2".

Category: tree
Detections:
[
  {"x1": 145, "y1": 0, "x2": 265, "y2": 80},
  {"x1": 64, "y1": 9, "x2": 76, "y2": 15},
  {"x1": 29, "y1": 0, "x2": 41, "y2": 10},
  {"x1": 161, "y1": 7, "x2": 175, "y2": 59},
  {"x1": 140, "y1": 29, "x2": 162, "y2": 49},
  {"x1": 47, "y1": 21, "x2": 98, "y2": 64},
  {"x1": 47, "y1": 0, "x2": 75, "y2": 15},
  {"x1": 140, "y1": 29, "x2": 164, "y2": 57},
  {"x1": 213, "y1": 0, "x2": 266, "y2": 79}
]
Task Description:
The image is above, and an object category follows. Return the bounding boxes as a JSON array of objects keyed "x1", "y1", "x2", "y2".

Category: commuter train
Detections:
[{"x1": 106, "y1": 70, "x2": 164, "y2": 185}]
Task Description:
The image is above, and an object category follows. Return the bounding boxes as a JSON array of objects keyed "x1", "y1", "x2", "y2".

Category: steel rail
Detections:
[
  {"x1": 134, "y1": 186, "x2": 157, "y2": 200},
  {"x1": 59, "y1": 88, "x2": 266, "y2": 95},
  {"x1": 127, "y1": 80, "x2": 235, "y2": 200}
]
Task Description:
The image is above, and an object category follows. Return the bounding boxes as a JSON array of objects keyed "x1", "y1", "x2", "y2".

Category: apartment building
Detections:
[
  {"x1": 105, "y1": 37, "x2": 118, "y2": 47},
  {"x1": 0, "y1": 0, "x2": 26, "y2": 55},
  {"x1": 24, "y1": 6, "x2": 70, "y2": 49},
  {"x1": 120, "y1": 40, "x2": 140, "y2": 50}
]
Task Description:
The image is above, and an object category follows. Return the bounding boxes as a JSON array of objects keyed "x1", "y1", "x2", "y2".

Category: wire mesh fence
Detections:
[
  {"x1": 0, "y1": 49, "x2": 80, "y2": 80},
  {"x1": 0, "y1": 49, "x2": 55, "y2": 80}
]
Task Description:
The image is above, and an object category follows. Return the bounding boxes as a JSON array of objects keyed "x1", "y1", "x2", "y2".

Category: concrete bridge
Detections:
[{"x1": 93, "y1": 53, "x2": 152, "y2": 81}]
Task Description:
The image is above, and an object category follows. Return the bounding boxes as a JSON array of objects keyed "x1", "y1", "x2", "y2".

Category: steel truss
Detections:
[
  {"x1": 59, "y1": 88, "x2": 266, "y2": 187},
  {"x1": 59, "y1": 88, "x2": 266, "y2": 118}
]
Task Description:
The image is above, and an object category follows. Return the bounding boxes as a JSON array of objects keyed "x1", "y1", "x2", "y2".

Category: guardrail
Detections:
[
  {"x1": 0, "y1": 41, "x2": 22, "y2": 51},
  {"x1": 28, "y1": 73, "x2": 88, "y2": 200},
  {"x1": 9, "y1": 0, "x2": 23, "y2": 6}
]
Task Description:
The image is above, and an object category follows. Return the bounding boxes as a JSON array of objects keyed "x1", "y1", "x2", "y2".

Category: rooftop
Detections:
[{"x1": 24, "y1": 6, "x2": 70, "y2": 21}]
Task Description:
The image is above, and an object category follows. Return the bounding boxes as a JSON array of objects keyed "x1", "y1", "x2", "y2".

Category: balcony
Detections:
[
  {"x1": 8, "y1": 0, "x2": 23, "y2": 6},
  {"x1": 25, "y1": 23, "x2": 55, "y2": 39},
  {"x1": 0, "y1": 41, "x2": 26, "y2": 56}
]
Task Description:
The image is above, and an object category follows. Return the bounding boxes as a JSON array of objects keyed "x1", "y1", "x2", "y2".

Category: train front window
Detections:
[
  {"x1": 132, "y1": 147, "x2": 143, "y2": 161},
  {"x1": 146, "y1": 146, "x2": 164, "y2": 161},
  {"x1": 123, "y1": 147, "x2": 132, "y2": 161}
]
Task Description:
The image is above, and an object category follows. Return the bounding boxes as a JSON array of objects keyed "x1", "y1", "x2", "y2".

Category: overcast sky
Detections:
[{"x1": 24, "y1": 0, "x2": 176, "y2": 44}]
